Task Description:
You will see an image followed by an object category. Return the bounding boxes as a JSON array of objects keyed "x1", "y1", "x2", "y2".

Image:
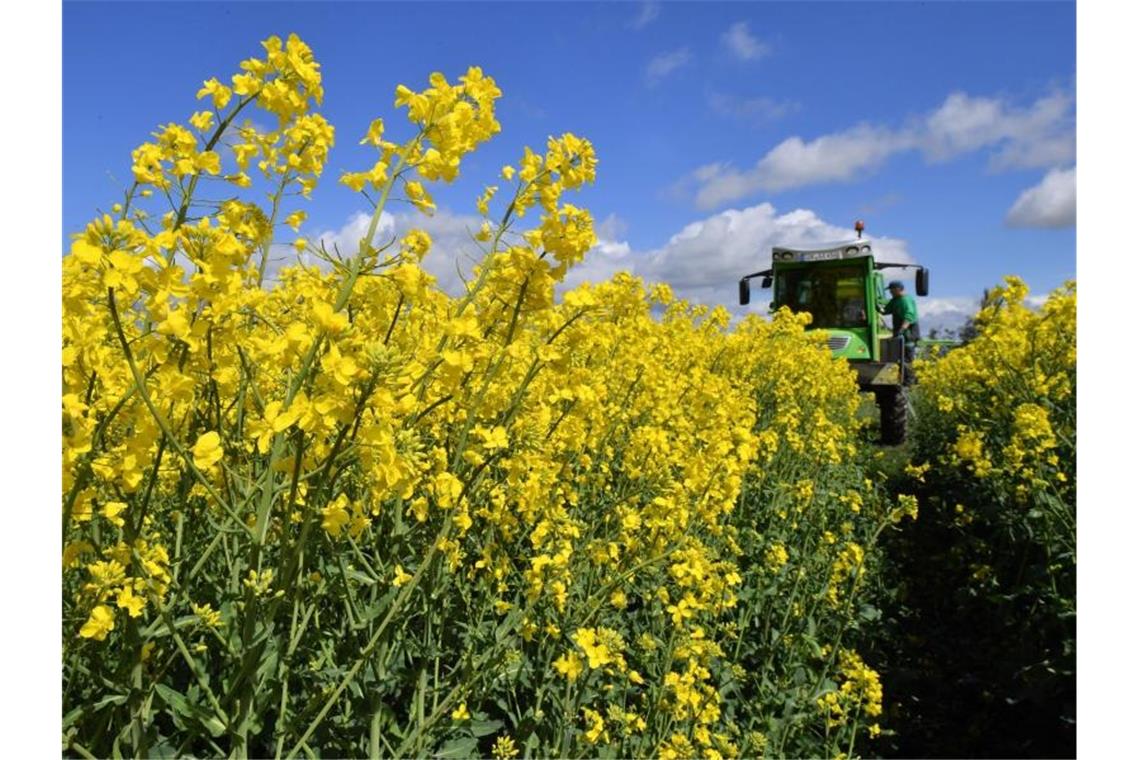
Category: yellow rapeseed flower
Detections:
[
  {"x1": 191, "y1": 431, "x2": 224, "y2": 470},
  {"x1": 79, "y1": 605, "x2": 115, "y2": 641},
  {"x1": 393, "y1": 564, "x2": 414, "y2": 587}
]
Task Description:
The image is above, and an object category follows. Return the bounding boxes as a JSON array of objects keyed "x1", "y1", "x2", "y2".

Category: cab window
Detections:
[{"x1": 776, "y1": 266, "x2": 867, "y2": 328}]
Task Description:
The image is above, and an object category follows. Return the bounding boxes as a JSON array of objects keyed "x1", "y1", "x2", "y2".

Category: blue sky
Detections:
[{"x1": 63, "y1": 1, "x2": 1076, "y2": 329}]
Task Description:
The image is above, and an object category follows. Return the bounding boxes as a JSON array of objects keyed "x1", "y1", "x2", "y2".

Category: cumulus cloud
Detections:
[
  {"x1": 923, "y1": 91, "x2": 1075, "y2": 170},
  {"x1": 915, "y1": 297, "x2": 983, "y2": 335},
  {"x1": 565, "y1": 202, "x2": 912, "y2": 313},
  {"x1": 265, "y1": 208, "x2": 487, "y2": 292},
  {"x1": 721, "y1": 21, "x2": 770, "y2": 61},
  {"x1": 690, "y1": 127, "x2": 907, "y2": 208},
  {"x1": 595, "y1": 212, "x2": 629, "y2": 242},
  {"x1": 645, "y1": 48, "x2": 691, "y2": 85},
  {"x1": 630, "y1": 1, "x2": 660, "y2": 30},
  {"x1": 680, "y1": 89, "x2": 1075, "y2": 209},
  {"x1": 1005, "y1": 167, "x2": 1076, "y2": 228}
]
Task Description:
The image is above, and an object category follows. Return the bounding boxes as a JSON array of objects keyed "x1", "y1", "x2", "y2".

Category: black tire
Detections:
[{"x1": 876, "y1": 386, "x2": 908, "y2": 445}]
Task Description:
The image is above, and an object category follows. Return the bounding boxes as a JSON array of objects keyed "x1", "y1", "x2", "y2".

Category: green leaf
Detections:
[
  {"x1": 154, "y1": 683, "x2": 191, "y2": 716},
  {"x1": 147, "y1": 737, "x2": 180, "y2": 759},
  {"x1": 434, "y1": 736, "x2": 479, "y2": 758},
  {"x1": 468, "y1": 719, "x2": 503, "y2": 738},
  {"x1": 200, "y1": 714, "x2": 227, "y2": 738},
  {"x1": 345, "y1": 568, "x2": 376, "y2": 585},
  {"x1": 62, "y1": 706, "x2": 85, "y2": 730},
  {"x1": 154, "y1": 683, "x2": 227, "y2": 738},
  {"x1": 92, "y1": 693, "x2": 130, "y2": 711}
]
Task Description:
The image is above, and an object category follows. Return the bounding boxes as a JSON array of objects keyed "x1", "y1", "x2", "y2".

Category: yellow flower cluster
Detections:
[
  {"x1": 71, "y1": 534, "x2": 171, "y2": 640},
  {"x1": 917, "y1": 277, "x2": 1075, "y2": 501},
  {"x1": 62, "y1": 35, "x2": 890, "y2": 759},
  {"x1": 826, "y1": 542, "x2": 866, "y2": 607},
  {"x1": 817, "y1": 649, "x2": 883, "y2": 736}
]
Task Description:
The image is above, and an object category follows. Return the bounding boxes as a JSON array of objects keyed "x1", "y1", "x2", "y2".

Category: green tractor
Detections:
[{"x1": 738, "y1": 222, "x2": 930, "y2": 445}]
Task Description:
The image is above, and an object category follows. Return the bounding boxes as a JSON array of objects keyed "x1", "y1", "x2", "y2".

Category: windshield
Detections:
[{"x1": 776, "y1": 265, "x2": 868, "y2": 328}]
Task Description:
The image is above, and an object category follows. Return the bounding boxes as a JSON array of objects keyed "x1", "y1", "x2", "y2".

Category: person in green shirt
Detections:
[{"x1": 880, "y1": 280, "x2": 920, "y2": 383}]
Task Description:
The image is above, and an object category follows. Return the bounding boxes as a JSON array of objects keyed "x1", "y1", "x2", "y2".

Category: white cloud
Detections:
[
  {"x1": 266, "y1": 208, "x2": 487, "y2": 292},
  {"x1": 916, "y1": 296, "x2": 982, "y2": 334},
  {"x1": 1005, "y1": 167, "x2": 1076, "y2": 228},
  {"x1": 397, "y1": 209, "x2": 488, "y2": 292},
  {"x1": 707, "y1": 92, "x2": 798, "y2": 124},
  {"x1": 921, "y1": 90, "x2": 1075, "y2": 169},
  {"x1": 595, "y1": 212, "x2": 629, "y2": 242},
  {"x1": 630, "y1": 1, "x2": 660, "y2": 30},
  {"x1": 261, "y1": 211, "x2": 395, "y2": 283},
  {"x1": 560, "y1": 239, "x2": 634, "y2": 294},
  {"x1": 646, "y1": 47, "x2": 691, "y2": 85},
  {"x1": 681, "y1": 89, "x2": 1075, "y2": 209},
  {"x1": 691, "y1": 126, "x2": 907, "y2": 208},
  {"x1": 314, "y1": 210, "x2": 393, "y2": 260},
  {"x1": 565, "y1": 202, "x2": 912, "y2": 313},
  {"x1": 721, "y1": 21, "x2": 770, "y2": 61}
]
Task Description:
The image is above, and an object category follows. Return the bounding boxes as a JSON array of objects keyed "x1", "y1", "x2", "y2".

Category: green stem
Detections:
[
  {"x1": 258, "y1": 173, "x2": 293, "y2": 286},
  {"x1": 284, "y1": 515, "x2": 454, "y2": 759},
  {"x1": 106, "y1": 288, "x2": 251, "y2": 538}
]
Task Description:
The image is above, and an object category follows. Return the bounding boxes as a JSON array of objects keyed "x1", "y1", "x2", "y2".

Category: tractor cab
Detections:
[{"x1": 737, "y1": 221, "x2": 931, "y2": 444}]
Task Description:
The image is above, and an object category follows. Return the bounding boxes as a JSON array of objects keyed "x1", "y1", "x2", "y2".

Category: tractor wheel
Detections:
[{"x1": 876, "y1": 386, "x2": 908, "y2": 445}]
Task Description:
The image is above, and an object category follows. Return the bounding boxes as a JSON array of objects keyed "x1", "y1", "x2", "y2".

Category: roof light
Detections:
[{"x1": 854, "y1": 220, "x2": 865, "y2": 238}]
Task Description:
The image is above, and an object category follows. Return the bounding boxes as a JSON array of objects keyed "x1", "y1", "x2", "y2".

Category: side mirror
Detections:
[
  {"x1": 739, "y1": 278, "x2": 750, "y2": 305},
  {"x1": 761, "y1": 275, "x2": 773, "y2": 289},
  {"x1": 916, "y1": 267, "x2": 930, "y2": 296}
]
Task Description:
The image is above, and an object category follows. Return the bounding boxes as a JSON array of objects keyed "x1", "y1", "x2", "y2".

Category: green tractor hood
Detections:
[{"x1": 818, "y1": 328, "x2": 872, "y2": 360}]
